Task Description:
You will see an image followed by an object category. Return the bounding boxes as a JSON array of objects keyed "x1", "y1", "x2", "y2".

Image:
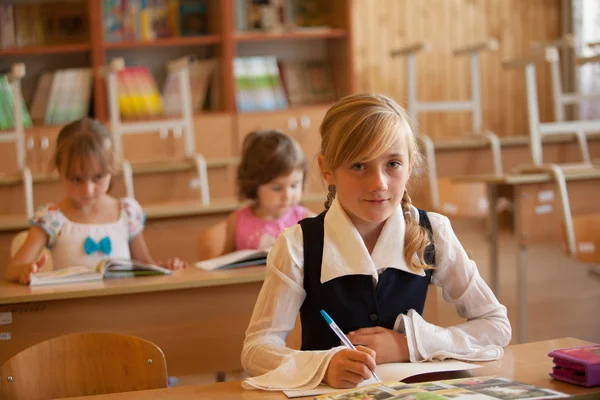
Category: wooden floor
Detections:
[{"x1": 175, "y1": 218, "x2": 600, "y2": 386}]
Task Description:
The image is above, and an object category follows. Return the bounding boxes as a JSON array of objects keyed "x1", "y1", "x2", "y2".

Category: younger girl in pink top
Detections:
[{"x1": 208, "y1": 130, "x2": 314, "y2": 258}]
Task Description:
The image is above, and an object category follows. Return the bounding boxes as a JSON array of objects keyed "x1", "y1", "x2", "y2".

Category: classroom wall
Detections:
[{"x1": 353, "y1": 0, "x2": 562, "y2": 139}]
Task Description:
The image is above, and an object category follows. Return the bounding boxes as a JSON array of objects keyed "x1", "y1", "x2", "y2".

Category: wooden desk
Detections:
[
  {"x1": 58, "y1": 338, "x2": 599, "y2": 399},
  {"x1": 453, "y1": 168, "x2": 600, "y2": 343},
  {"x1": 0, "y1": 267, "x2": 440, "y2": 379},
  {"x1": 0, "y1": 267, "x2": 272, "y2": 378}
]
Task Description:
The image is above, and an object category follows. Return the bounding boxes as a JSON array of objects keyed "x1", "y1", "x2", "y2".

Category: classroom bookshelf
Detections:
[
  {"x1": 0, "y1": 0, "x2": 353, "y2": 115},
  {"x1": 0, "y1": 0, "x2": 353, "y2": 217}
]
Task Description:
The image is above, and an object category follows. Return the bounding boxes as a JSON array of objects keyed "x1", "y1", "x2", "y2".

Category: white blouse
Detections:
[{"x1": 241, "y1": 198, "x2": 511, "y2": 390}]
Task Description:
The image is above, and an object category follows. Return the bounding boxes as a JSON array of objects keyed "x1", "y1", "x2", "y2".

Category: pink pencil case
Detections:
[{"x1": 548, "y1": 344, "x2": 600, "y2": 387}]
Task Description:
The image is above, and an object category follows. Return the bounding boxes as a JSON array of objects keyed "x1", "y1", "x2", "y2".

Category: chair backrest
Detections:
[
  {"x1": 562, "y1": 214, "x2": 600, "y2": 264},
  {"x1": 0, "y1": 332, "x2": 168, "y2": 400},
  {"x1": 435, "y1": 178, "x2": 489, "y2": 218},
  {"x1": 197, "y1": 220, "x2": 228, "y2": 261},
  {"x1": 10, "y1": 230, "x2": 54, "y2": 272}
]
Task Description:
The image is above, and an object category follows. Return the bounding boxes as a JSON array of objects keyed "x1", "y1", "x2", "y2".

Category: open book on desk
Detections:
[
  {"x1": 313, "y1": 376, "x2": 569, "y2": 400},
  {"x1": 194, "y1": 249, "x2": 269, "y2": 271},
  {"x1": 279, "y1": 360, "x2": 482, "y2": 398},
  {"x1": 29, "y1": 258, "x2": 172, "y2": 286}
]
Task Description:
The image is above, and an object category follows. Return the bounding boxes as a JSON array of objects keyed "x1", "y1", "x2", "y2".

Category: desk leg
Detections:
[
  {"x1": 487, "y1": 184, "x2": 499, "y2": 296},
  {"x1": 518, "y1": 245, "x2": 528, "y2": 344}
]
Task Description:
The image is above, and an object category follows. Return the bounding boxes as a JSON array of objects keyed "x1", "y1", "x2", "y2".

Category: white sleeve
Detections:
[
  {"x1": 393, "y1": 213, "x2": 512, "y2": 362},
  {"x1": 241, "y1": 225, "x2": 343, "y2": 390}
]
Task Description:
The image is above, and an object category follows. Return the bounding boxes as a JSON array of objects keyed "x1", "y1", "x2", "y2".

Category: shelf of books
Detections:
[
  {"x1": 1, "y1": 0, "x2": 352, "y2": 117},
  {"x1": 0, "y1": 0, "x2": 353, "y2": 210}
]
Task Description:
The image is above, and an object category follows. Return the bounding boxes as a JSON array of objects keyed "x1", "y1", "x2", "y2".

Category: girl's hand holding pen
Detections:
[
  {"x1": 324, "y1": 346, "x2": 377, "y2": 389},
  {"x1": 348, "y1": 326, "x2": 410, "y2": 364}
]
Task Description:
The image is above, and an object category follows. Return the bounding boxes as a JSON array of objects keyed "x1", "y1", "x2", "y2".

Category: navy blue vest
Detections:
[{"x1": 298, "y1": 209, "x2": 435, "y2": 351}]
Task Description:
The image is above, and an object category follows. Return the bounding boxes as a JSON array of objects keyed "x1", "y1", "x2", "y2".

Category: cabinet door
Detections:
[
  {"x1": 121, "y1": 130, "x2": 171, "y2": 163},
  {"x1": 293, "y1": 107, "x2": 327, "y2": 194},
  {"x1": 236, "y1": 110, "x2": 302, "y2": 155},
  {"x1": 193, "y1": 113, "x2": 234, "y2": 159},
  {"x1": 0, "y1": 127, "x2": 39, "y2": 177},
  {"x1": 37, "y1": 125, "x2": 60, "y2": 176}
]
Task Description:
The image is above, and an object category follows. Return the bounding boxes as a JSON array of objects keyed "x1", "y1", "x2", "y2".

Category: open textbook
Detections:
[
  {"x1": 194, "y1": 249, "x2": 268, "y2": 271},
  {"x1": 279, "y1": 361, "x2": 482, "y2": 398},
  {"x1": 29, "y1": 258, "x2": 172, "y2": 286},
  {"x1": 312, "y1": 376, "x2": 569, "y2": 400},
  {"x1": 242, "y1": 360, "x2": 481, "y2": 397}
]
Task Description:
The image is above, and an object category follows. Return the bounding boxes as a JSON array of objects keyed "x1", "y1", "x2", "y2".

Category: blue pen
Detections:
[{"x1": 320, "y1": 309, "x2": 381, "y2": 383}]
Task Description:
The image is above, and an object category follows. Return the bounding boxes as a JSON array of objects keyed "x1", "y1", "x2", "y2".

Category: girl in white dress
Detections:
[{"x1": 6, "y1": 118, "x2": 186, "y2": 284}]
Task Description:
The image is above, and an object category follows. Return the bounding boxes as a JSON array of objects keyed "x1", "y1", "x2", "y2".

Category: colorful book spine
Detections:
[
  {"x1": 0, "y1": 5, "x2": 16, "y2": 49},
  {"x1": 233, "y1": 57, "x2": 249, "y2": 112},
  {"x1": 103, "y1": 0, "x2": 122, "y2": 42},
  {"x1": 265, "y1": 56, "x2": 288, "y2": 110},
  {"x1": 117, "y1": 67, "x2": 163, "y2": 118},
  {"x1": 13, "y1": 4, "x2": 32, "y2": 47},
  {"x1": 139, "y1": 0, "x2": 155, "y2": 40},
  {"x1": 0, "y1": 74, "x2": 32, "y2": 130}
]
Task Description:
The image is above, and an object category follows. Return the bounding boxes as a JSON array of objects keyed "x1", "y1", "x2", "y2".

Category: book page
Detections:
[
  {"x1": 283, "y1": 360, "x2": 481, "y2": 398},
  {"x1": 194, "y1": 249, "x2": 268, "y2": 271},
  {"x1": 311, "y1": 376, "x2": 569, "y2": 400},
  {"x1": 30, "y1": 266, "x2": 102, "y2": 286},
  {"x1": 100, "y1": 258, "x2": 172, "y2": 276}
]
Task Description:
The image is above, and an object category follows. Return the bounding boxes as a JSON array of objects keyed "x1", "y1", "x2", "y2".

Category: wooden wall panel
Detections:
[{"x1": 352, "y1": 0, "x2": 561, "y2": 139}]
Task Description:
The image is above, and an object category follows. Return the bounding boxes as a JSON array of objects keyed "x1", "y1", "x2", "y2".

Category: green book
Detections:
[{"x1": 0, "y1": 73, "x2": 32, "y2": 130}]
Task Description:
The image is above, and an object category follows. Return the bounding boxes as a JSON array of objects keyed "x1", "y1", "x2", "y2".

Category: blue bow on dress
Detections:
[{"x1": 84, "y1": 236, "x2": 112, "y2": 256}]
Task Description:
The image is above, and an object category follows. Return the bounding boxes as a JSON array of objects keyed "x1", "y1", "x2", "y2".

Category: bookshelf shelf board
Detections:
[
  {"x1": 104, "y1": 35, "x2": 221, "y2": 50},
  {"x1": 234, "y1": 29, "x2": 347, "y2": 42},
  {"x1": 0, "y1": 44, "x2": 90, "y2": 56}
]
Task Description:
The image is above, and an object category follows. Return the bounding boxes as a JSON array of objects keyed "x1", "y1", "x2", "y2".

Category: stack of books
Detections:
[
  {"x1": 30, "y1": 68, "x2": 93, "y2": 125},
  {"x1": 0, "y1": 2, "x2": 88, "y2": 49},
  {"x1": 103, "y1": 0, "x2": 209, "y2": 42},
  {"x1": 116, "y1": 66, "x2": 163, "y2": 119},
  {"x1": 162, "y1": 57, "x2": 217, "y2": 115},
  {"x1": 234, "y1": 56, "x2": 288, "y2": 113}
]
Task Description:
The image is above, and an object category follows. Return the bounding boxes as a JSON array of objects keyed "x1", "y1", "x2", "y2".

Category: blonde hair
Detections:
[
  {"x1": 319, "y1": 93, "x2": 432, "y2": 271},
  {"x1": 54, "y1": 118, "x2": 119, "y2": 179}
]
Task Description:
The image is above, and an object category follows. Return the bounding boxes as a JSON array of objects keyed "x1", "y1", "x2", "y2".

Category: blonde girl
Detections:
[{"x1": 241, "y1": 94, "x2": 511, "y2": 390}]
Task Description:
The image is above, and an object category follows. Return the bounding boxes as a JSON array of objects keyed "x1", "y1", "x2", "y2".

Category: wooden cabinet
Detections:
[
  {"x1": 193, "y1": 113, "x2": 234, "y2": 160},
  {"x1": 0, "y1": 128, "x2": 39, "y2": 177},
  {"x1": 118, "y1": 113, "x2": 234, "y2": 163},
  {"x1": 121, "y1": 129, "x2": 172, "y2": 163},
  {"x1": 236, "y1": 105, "x2": 327, "y2": 193},
  {"x1": 35, "y1": 125, "x2": 60, "y2": 176}
]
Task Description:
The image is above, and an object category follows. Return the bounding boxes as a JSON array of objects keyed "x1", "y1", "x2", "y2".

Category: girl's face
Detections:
[
  {"x1": 325, "y1": 135, "x2": 412, "y2": 234},
  {"x1": 255, "y1": 168, "x2": 304, "y2": 219},
  {"x1": 60, "y1": 156, "x2": 111, "y2": 209}
]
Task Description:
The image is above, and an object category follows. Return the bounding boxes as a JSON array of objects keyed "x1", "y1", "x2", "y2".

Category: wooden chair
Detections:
[
  {"x1": 0, "y1": 332, "x2": 168, "y2": 400},
  {"x1": 562, "y1": 214, "x2": 600, "y2": 277},
  {"x1": 197, "y1": 220, "x2": 227, "y2": 261},
  {"x1": 529, "y1": 164, "x2": 600, "y2": 277}
]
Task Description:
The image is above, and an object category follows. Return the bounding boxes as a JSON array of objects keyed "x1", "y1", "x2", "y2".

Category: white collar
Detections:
[{"x1": 320, "y1": 197, "x2": 426, "y2": 284}]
